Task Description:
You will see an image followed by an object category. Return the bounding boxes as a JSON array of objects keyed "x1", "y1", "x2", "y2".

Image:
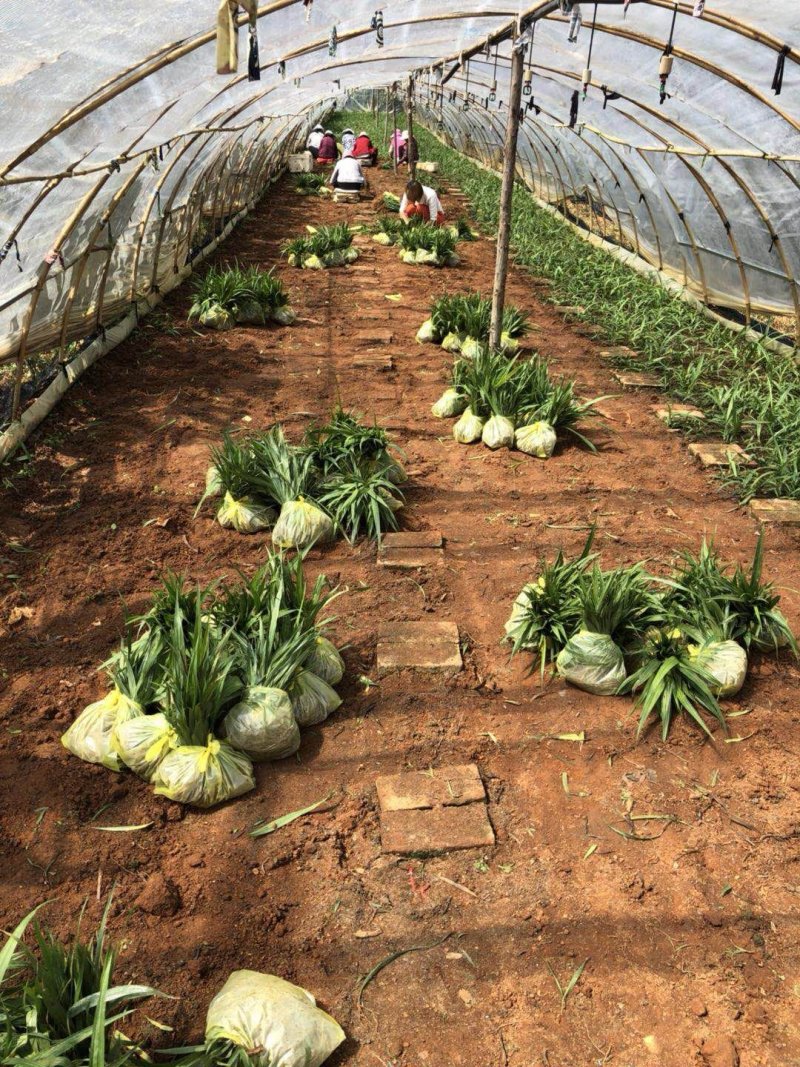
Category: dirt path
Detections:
[{"x1": 1, "y1": 164, "x2": 799, "y2": 1067}]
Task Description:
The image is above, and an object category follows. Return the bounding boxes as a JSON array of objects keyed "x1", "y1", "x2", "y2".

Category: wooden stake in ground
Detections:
[
  {"x1": 406, "y1": 75, "x2": 416, "y2": 182},
  {"x1": 489, "y1": 28, "x2": 526, "y2": 352},
  {"x1": 392, "y1": 90, "x2": 399, "y2": 174}
]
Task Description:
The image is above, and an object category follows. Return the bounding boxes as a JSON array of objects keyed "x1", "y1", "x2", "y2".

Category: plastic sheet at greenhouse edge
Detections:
[{"x1": 0, "y1": 0, "x2": 798, "y2": 400}]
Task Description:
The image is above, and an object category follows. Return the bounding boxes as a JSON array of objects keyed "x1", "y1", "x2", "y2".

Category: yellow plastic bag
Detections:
[
  {"x1": 206, "y1": 971, "x2": 344, "y2": 1067},
  {"x1": 61, "y1": 690, "x2": 143, "y2": 770},
  {"x1": 222, "y1": 687, "x2": 300, "y2": 761},
  {"x1": 153, "y1": 738, "x2": 254, "y2": 808},
  {"x1": 112, "y1": 712, "x2": 178, "y2": 781},
  {"x1": 217, "y1": 492, "x2": 276, "y2": 534},
  {"x1": 272, "y1": 499, "x2": 333, "y2": 550}
]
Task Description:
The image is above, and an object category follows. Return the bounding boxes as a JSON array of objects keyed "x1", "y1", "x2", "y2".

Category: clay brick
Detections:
[
  {"x1": 355, "y1": 330, "x2": 394, "y2": 346},
  {"x1": 376, "y1": 620, "x2": 462, "y2": 671},
  {"x1": 614, "y1": 371, "x2": 664, "y2": 388},
  {"x1": 376, "y1": 764, "x2": 485, "y2": 812},
  {"x1": 551, "y1": 305, "x2": 586, "y2": 317},
  {"x1": 598, "y1": 345, "x2": 638, "y2": 361},
  {"x1": 688, "y1": 442, "x2": 752, "y2": 467},
  {"x1": 749, "y1": 499, "x2": 800, "y2": 524},
  {"x1": 380, "y1": 805, "x2": 495, "y2": 855},
  {"x1": 655, "y1": 405, "x2": 705, "y2": 422}
]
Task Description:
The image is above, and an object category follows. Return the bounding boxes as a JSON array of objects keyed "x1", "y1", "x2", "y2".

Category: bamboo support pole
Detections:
[
  {"x1": 406, "y1": 76, "x2": 416, "y2": 181},
  {"x1": 489, "y1": 26, "x2": 525, "y2": 352}
]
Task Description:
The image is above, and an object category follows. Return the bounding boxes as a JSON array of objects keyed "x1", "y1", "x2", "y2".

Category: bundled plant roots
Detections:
[
  {"x1": 62, "y1": 555, "x2": 348, "y2": 808},
  {"x1": 1, "y1": 908, "x2": 345, "y2": 1067},
  {"x1": 505, "y1": 530, "x2": 796, "y2": 740},
  {"x1": 198, "y1": 409, "x2": 405, "y2": 548},
  {"x1": 383, "y1": 191, "x2": 400, "y2": 212},
  {"x1": 296, "y1": 172, "x2": 327, "y2": 196},
  {"x1": 418, "y1": 291, "x2": 529, "y2": 352},
  {"x1": 282, "y1": 223, "x2": 359, "y2": 269},
  {"x1": 433, "y1": 344, "x2": 606, "y2": 457},
  {"x1": 396, "y1": 221, "x2": 459, "y2": 267},
  {"x1": 188, "y1": 262, "x2": 295, "y2": 329}
]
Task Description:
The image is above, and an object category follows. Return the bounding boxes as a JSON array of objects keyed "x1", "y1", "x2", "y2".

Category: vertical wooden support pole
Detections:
[
  {"x1": 392, "y1": 92, "x2": 398, "y2": 173},
  {"x1": 489, "y1": 29, "x2": 525, "y2": 352},
  {"x1": 406, "y1": 76, "x2": 416, "y2": 181}
]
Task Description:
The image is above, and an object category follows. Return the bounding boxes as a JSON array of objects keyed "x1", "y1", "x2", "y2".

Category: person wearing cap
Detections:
[
  {"x1": 353, "y1": 130, "x2": 378, "y2": 166},
  {"x1": 329, "y1": 150, "x2": 368, "y2": 192},
  {"x1": 341, "y1": 128, "x2": 356, "y2": 154},
  {"x1": 389, "y1": 128, "x2": 406, "y2": 165},
  {"x1": 316, "y1": 129, "x2": 339, "y2": 165},
  {"x1": 306, "y1": 123, "x2": 324, "y2": 159},
  {"x1": 399, "y1": 180, "x2": 444, "y2": 225}
]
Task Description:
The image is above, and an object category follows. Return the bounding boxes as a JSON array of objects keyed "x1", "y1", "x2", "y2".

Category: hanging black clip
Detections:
[
  {"x1": 569, "y1": 89, "x2": 579, "y2": 128},
  {"x1": 601, "y1": 85, "x2": 621, "y2": 109},
  {"x1": 772, "y1": 45, "x2": 789, "y2": 96},
  {"x1": 247, "y1": 15, "x2": 260, "y2": 81},
  {"x1": 370, "y1": 10, "x2": 384, "y2": 48}
]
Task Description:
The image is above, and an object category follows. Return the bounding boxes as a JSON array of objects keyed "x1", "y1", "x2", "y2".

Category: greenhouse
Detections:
[{"x1": 0, "y1": 1, "x2": 799, "y2": 1064}]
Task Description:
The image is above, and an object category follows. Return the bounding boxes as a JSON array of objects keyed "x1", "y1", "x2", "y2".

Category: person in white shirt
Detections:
[
  {"x1": 329, "y1": 152, "x2": 367, "y2": 192},
  {"x1": 341, "y1": 128, "x2": 356, "y2": 154},
  {"x1": 399, "y1": 180, "x2": 444, "y2": 225},
  {"x1": 306, "y1": 124, "x2": 324, "y2": 158}
]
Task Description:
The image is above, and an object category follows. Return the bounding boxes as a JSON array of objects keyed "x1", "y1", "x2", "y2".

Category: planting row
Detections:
[
  {"x1": 62, "y1": 555, "x2": 345, "y2": 808},
  {"x1": 199, "y1": 410, "x2": 406, "y2": 546},
  {"x1": 1, "y1": 902, "x2": 344, "y2": 1067},
  {"x1": 406, "y1": 119, "x2": 800, "y2": 502},
  {"x1": 506, "y1": 531, "x2": 795, "y2": 739}
]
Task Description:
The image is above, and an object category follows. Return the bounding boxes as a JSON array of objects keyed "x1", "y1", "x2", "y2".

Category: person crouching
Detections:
[
  {"x1": 329, "y1": 152, "x2": 368, "y2": 193},
  {"x1": 400, "y1": 180, "x2": 444, "y2": 225},
  {"x1": 316, "y1": 130, "x2": 339, "y2": 165},
  {"x1": 353, "y1": 130, "x2": 378, "y2": 166},
  {"x1": 306, "y1": 124, "x2": 324, "y2": 159}
]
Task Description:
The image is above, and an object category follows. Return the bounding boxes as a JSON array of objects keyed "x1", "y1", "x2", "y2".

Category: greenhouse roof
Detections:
[{"x1": 0, "y1": 1, "x2": 798, "y2": 390}]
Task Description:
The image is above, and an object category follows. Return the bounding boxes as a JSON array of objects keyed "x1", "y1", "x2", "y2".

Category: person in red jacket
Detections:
[
  {"x1": 352, "y1": 130, "x2": 378, "y2": 166},
  {"x1": 316, "y1": 130, "x2": 338, "y2": 164}
]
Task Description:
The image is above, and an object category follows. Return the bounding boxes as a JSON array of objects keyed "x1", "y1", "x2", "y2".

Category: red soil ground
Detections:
[{"x1": 1, "y1": 164, "x2": 799, "y2": 1067}]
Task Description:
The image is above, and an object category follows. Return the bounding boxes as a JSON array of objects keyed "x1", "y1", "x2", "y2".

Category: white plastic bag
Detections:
[
  {"x1": 217, "y1": 492, "x2": 276, "y2": 534},
  {"x1": 62, "y1": 690, "x2": 143, "y2": 770},
  {"x1": 431, "y1": 389, "x2": 467, "y2": 419},
  {"x1": 303, "y1": 254, "x2": 325, "y2": 270},
  {"x1": 499, "y1": 331, "x2": 520, "y2": 352},
  {"x1": 416, "y1": 318, "x2": 436, "y2": 343},
  {"x1": 205, "y1": 465, "x2": 222, "y2": 497},
  {"x1": 198, "y1": 305, "x2": 234, "y2": 330},
  {"x1": 289, "y1": 670, "x2": 342, "y2": 728},
  {"x1": 556, "y1": 632, "x2": 626, "y2": 696},
  {"x1": 482, "y1": 415, "x2": 515, "y2": 450},
  {"x1": 153, "y1": 739, "x2": 255, "y2": 808},
  {"x1": 373, "y1": 232, "x2": 393, "y2": 246},
  {"x1": 222, "y1": 687, "x2": 301, "y2": 761},
  {"x1": 503, "y1": 582, "x2": 540, "y2": 647},
  {"x1": 205, "y1": 971, "x2": 345, "y2": 1067},
  {"x1": 460, "y1": 336, "x2": 482, "y2": 359},
  {"x1": 690, "y1": 640, "x2": 747, "y2": 697},
  {"x1": 440, "y1": 331, "x2": 464, "y2": 353},
  {"x1": 305, "y1": 637, "x2": 345, "y2": 685},
  {"x1": 453, "y1": 407, "x2": 485, "y2": 444},
  {"x1": 272, "y1": 499, "x2": 333, "y2": 549},
  {"x1": 273, "y1": 306, "x2": 296, "y2": 326},
  {"x1": 515, "y1": 421, "x2": 557, "y2": 458},
  {"x1": 112, "y1": 712, "x2": 178, "y2": 781}
]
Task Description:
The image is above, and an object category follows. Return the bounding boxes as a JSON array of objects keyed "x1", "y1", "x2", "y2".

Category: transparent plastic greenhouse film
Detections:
[
  {"x1": 222, "y1": 686, "x2": 301, "y2": 761},
  {"x1": 62, "y1": 690, "x2": 143, "y2": 770},
  {"x1": 272, "y1": 499, "x2": 333, "y2": 550},
  {"x1": 113, "y1": 712, "x2": 178, "y2": 781},
  {"x1": 217, "y1": 492, "x2": 276, "y2": 534},
  {"x1": 515, "y1": 422, "x2": 557, "y2": 458},
  {"x1": 205, "y1": 970, "x2": 345, "y2": 1067},
  {"x1": 289, "y1": 670, "x2": 342, "y2": 728},
  {"x1": 689, "y1": 640, "x2": 747, "y2": 697},
  {"x1": 556, "y1": 632, "x2": 627, "y2": 696},
  {"x1": 305, "y1": 636, "x2": 345, "y2": 685},
  {"x1": 153, "y1": 738, "x2": 255, "y2": 808}
]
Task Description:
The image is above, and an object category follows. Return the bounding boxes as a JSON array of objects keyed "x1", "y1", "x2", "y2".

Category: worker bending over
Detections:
[
  {"x1": 329, "y1": 151, "x2": 368, "y2": 192},
  {"x1": 399, "y1": 180, "x2": 444, "y2": 225}
]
